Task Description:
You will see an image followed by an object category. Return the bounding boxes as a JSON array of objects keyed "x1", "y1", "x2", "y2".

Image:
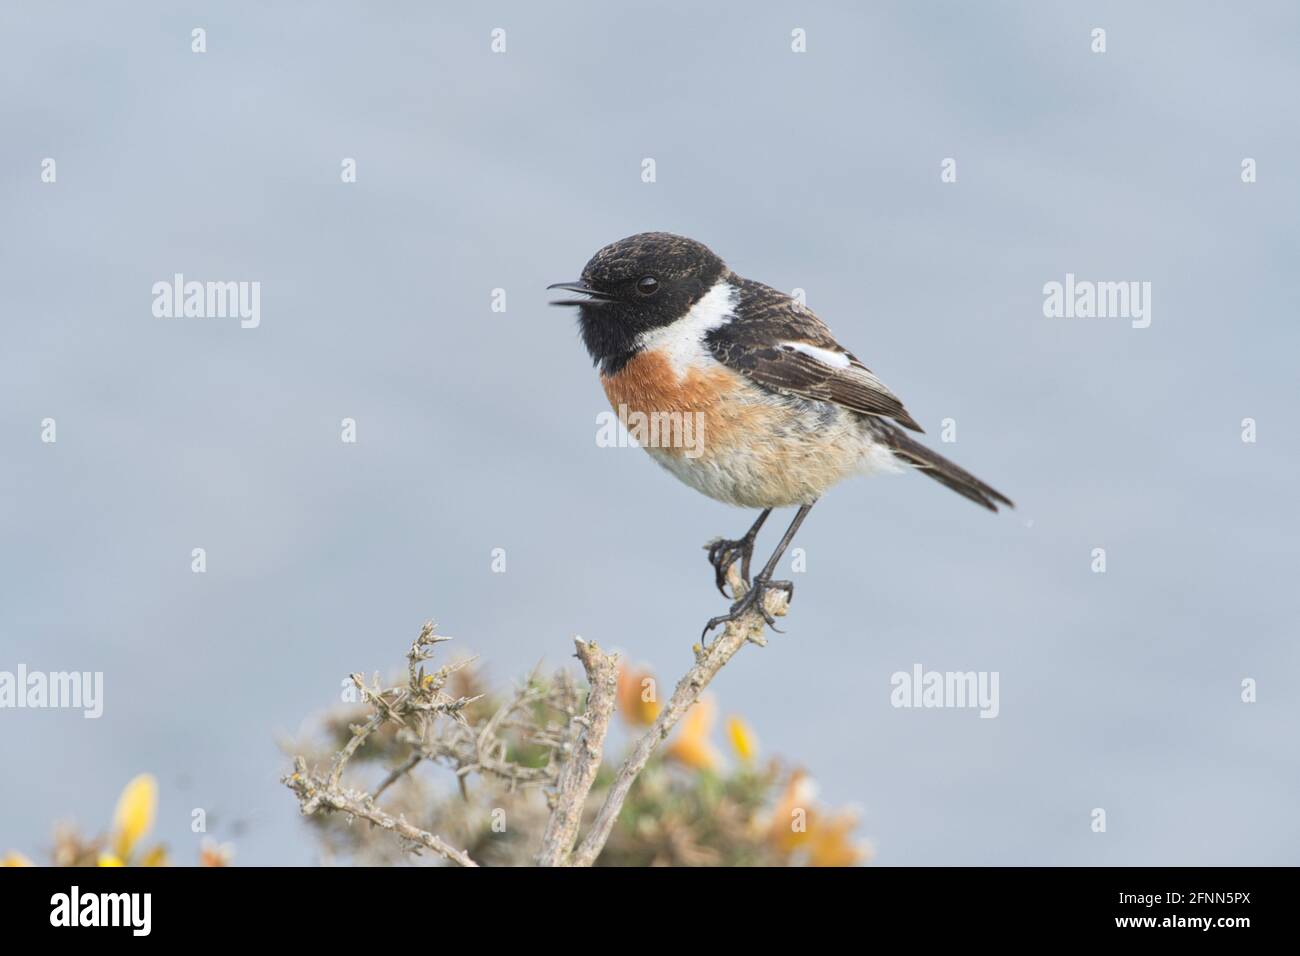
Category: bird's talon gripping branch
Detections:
[
  {"x1": 701, "y1": 574, "x2": 792, "y2": 642},
  {"x1": 701, "y1": 504, "x2": 812, "y2": 644},
  {"x1": 704, "y1": 508, "x2": 771, "y2": 598},
  {"x1": 705, "y1": 537, "x2": 750, "y2": 597}
]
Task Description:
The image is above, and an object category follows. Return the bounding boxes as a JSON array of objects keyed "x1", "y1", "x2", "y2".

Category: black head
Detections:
[{"x1": 548, "y1": 232, "x2": 726, "y2": 374}]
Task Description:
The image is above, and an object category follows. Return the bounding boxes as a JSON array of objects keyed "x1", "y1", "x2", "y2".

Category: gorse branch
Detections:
[
  {"x1": 283, "y1": 566, "x2": 789, "y2": 867},
  {"x1": 282, "y1": 621, "x2": 572, "y2": 867},
  {"x1": 285, "y1": 756, "x2": 478, "y2": 867},
  {"x1": 536, "y1": 639, "x2": 619, "y2": 866}
]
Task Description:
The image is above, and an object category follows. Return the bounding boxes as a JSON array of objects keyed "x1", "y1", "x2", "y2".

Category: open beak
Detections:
[{"x1": 547, "y1": 281, "x2": 614, "y2": 307}]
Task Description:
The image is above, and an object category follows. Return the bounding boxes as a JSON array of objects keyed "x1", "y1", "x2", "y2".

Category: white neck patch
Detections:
[{"x1": 635, "y1": 279, "x2": 737, "y2": 376}]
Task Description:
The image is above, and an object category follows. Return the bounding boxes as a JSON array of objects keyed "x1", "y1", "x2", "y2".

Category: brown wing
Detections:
[{"x1": 705, "y1": 277, "x2": 924, "y2": 432}]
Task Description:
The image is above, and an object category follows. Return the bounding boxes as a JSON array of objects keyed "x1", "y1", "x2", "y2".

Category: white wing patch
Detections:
[
  {"x1": 636, "y1": 279, "x2": 737, "y2": 376},
  {"x1": 782, "y1": 341, "x2": 851, "y2": 369}
]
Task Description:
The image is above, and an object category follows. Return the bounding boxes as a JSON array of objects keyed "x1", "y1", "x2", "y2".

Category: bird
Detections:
[{"x1": 548, "y1": 232, "x2": 1012, "y2": 639}]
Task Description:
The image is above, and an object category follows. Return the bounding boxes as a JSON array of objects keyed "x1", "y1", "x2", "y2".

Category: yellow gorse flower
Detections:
[
  {"x1": 807, "y1": 810, "x2": 870, "y2": 867},
  {"x1": 767, "y1": 770, "x2": 819, "y2": 852},
  {"x1": 616, "y1": 666, "x2": 661, "y2": 726},
  {"x1": 665, "y1": 695, "x2": 721, "y2": 771},
  {"x1": 763, "y1": 770, "x2": 870, "y2": 865},
  {"x1": 110, "y1": 774, "x2": 158, "y2": 860},
  {"x1": 1, "y1": 851, "x2": 34, "y2": 867},
  {"x1": 139, "y1": 845, "x2": 170, "y2": 867},
  {"x1": 726, "y1": 716, "x2": 758, "y2": 762}
]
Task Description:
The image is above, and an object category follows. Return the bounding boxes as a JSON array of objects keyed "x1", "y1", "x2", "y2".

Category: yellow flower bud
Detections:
[
  {"x1": 726, "y1": 716, "x2": 758, "y2": 762},
  {"x1": 110, "y1": 773, "x2": 158, "y2": 860}
]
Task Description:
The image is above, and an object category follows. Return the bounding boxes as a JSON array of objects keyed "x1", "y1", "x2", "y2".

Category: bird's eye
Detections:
[{"x1": 636, "y1": 276, "x2": 659, "y2": 296}]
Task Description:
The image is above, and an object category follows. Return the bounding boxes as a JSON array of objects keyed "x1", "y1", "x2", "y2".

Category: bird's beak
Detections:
[{"x1": 547, "y1": 281, "x2": 614, "y2": 307}]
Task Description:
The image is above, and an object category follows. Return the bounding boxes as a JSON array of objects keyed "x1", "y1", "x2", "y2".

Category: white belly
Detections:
[{"x1": 643, "y1": 397, "x2": 902, "y2": 508}]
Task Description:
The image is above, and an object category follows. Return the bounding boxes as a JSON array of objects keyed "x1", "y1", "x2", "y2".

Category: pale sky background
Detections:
[{"x1": 2, "y1": 1, "x2": 1297, "y2": 866}]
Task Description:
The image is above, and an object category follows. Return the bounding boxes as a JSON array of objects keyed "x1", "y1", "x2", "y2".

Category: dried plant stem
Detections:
[
  {"x1": 286, "y1": 757, "x2": 477, "y2": 867},
  {"x1": 569, "y1": 573, "x2": 784, "y2": 867},
  {"x1": 373, "y1": 753, "x2": 422, "y2": 799},
  {"x1": 537, "y1": 639, "x2": 619, "y2": 866},
  {"x1": 284, "y1": 575, "x2": 786, "y2": 867}
]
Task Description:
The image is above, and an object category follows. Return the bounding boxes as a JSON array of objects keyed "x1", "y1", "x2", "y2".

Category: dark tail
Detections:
[{"x1": 877, "y1": 423, "x2": 1014, "y2": 513}]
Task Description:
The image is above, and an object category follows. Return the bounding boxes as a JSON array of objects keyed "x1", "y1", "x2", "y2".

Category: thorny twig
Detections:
[
  {"x1": 285, "y1": 756, "x2": 478, "y2": 867},
  {"x1": 284, "y1": 622, "x2": 486, "y2": 867}
]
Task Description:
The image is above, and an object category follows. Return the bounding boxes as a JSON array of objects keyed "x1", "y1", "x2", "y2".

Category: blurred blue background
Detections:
[{"x1": 2, "y1": 1, "x2": 1297, "y2": 865}]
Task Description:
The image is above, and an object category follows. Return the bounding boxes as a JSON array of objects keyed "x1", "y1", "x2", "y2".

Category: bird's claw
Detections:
[
  {"x1": 704, "y1": 536, "x2": 755, "y2": 598},
  {"x1": 700, "y1": 577, "x2": 794, "y2": 643}
]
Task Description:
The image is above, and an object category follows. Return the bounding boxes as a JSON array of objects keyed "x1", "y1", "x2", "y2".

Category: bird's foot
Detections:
[
  {"x1": 704, "y1": 535, "x2": 757, "y2": 598},
  {"x1": 700, "y1": 575, "x2": 794, "y2": 643}
]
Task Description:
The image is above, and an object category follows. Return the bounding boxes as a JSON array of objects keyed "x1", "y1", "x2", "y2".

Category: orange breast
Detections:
[
  {"x1": 600, "y1": 349, "x2": 769, "y2": 456},
  {"x1": 601, "y1": 350, "x2": 728, "y2": 412},
  {"x1": 600, "y1": 348, "x2": 863, "y2": 506}
]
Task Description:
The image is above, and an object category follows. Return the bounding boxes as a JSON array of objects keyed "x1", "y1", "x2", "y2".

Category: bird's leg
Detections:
[
  {"x1": 704, "y1": 508, "x2": 771, "y2": 598},
  {"x1": 702, "y1": 501, "x2": 816, "y2": 641}
]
